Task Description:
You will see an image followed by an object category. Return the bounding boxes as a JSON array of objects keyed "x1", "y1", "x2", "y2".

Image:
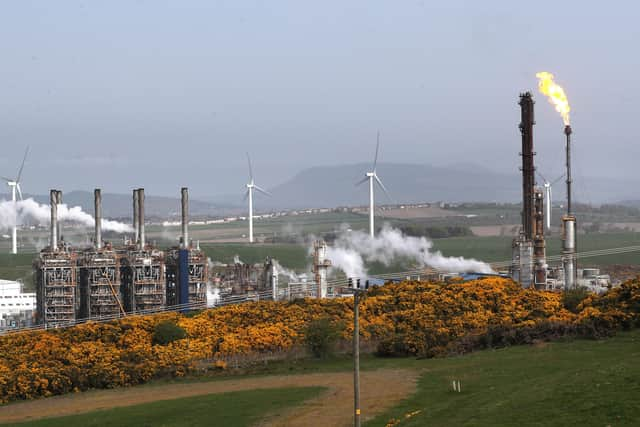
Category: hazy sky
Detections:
[{"x1": 1, "y1": 1, "x2": 638, "y2": 199}]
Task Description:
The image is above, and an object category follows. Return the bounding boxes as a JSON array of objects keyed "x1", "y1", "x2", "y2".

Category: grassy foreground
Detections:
[
  {"x1": 366, "y1": 329, "x2": 640, "y2": 427},
  {"x1": 4, "y1": 387, "x2": 324, "y2": 427}
]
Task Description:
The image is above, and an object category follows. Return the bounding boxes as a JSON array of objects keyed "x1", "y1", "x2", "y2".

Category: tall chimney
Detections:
[
  {"x1": 519, "y1": 92, "x2": 536, "y2": 241},
  {"x1": 133, "y1": 189, "x2": 139, "y2": 246},
  {"x1": 94, "y1": 188, "x2": 102, "y2": 249},
  {"x1": 56, "y1": 190, "x2": 63, "y2": 246},
  {"x1": 564, "y1": 125, "x2": 573, "y2": 215},
  {"x1": 181, "y1": 187, "x2": 189, "y2": 249},
  {"x1": 50, "y1": 190, "x2": 58, "y2": 251},
  {"x1": 138, "y1": 188, "x2": 145, "y2": 249}
]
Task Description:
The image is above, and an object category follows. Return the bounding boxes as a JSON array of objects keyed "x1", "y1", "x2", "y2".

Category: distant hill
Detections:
[
  {"x1": 251, "y1": 163, "x2": 640, "y2": 210},
  {"x1": 4, "y1": 163, "x2": 638, "y2": 216},
  {"x1": 4, "y1": 191, "x2": 239, "y2": 219},
  {"x1": 258, "y1": 162, "x2": 522, "y2": 209}
]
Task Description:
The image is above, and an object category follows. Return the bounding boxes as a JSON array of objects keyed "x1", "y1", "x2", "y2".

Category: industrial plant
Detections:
[
  {"x1": 34, "y1": 187, "x2": 209, "y2": 327},
  {"x1": 0, "y1": 72, "x2": 619, "y2": 331}
]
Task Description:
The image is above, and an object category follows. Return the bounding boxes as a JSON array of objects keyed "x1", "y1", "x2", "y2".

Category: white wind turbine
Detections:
[
  {"x1": 356, "y1": 132, "x2": 392, "y2": 238},
  {"x1": 537, "y1": 171, "x2": 564, "y2": 230},
  {"x1": 244, "y1": 153, "x2": 271, "y2": 243},
  {"x1": 2, "y1": 147, "x2": 29, "y2": 254}
]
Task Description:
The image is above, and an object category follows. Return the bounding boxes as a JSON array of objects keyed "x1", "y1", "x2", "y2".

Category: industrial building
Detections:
[
  {"x1": 34, "y1": 187, "x2": 208, "y2": 327},
  {"x1": 0, "y1": 279, "x2": 36, "y2": 329}
]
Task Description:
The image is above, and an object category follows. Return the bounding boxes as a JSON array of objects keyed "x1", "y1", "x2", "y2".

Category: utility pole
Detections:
[{"x1": 353, "y1": 289, "x2": 361, "y2": 427}]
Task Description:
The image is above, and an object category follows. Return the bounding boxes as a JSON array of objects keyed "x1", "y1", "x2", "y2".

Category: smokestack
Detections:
[
  {"x1": 94, "y1": 188, "x2": 102, "y2": 249},
  {"x1": 138, "y1": 188, "x2": 145, "y2": 249},
  {"x1": 50, "y1": 190, "x2": 58, "y2": 251},
  {"x1": 564, "y1": 125, "x2": 573, "y2": 215},
  {"x1": 562, "y1": 124, "x2": 577, "y2": 289},
  {"x1": 519, "y1": 92, "x2": 536, "y2": 241},
  {"x1": 133, "y1": 189, "x2": 139, "y2": 246},
  {"x1": 181, "y1": 187, "x2": 189, "y2": 249},
  {"x1": 56, "y1": 190, "x2": 63, "y2": 246}
]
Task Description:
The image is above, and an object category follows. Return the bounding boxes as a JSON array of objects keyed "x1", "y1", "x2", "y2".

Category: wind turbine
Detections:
[
  {"x1": 244, "y1": 153, "x2": 271, "y2": 243},
  {"x1": 2, "y1": 147, "x2": 29, "y2": 254},
  {"x1": 356, "y1": 132, "x2": 392, "y2": 238},
  {"x1": 537, "y1": 171, "x2": 564, "y2": 230}
]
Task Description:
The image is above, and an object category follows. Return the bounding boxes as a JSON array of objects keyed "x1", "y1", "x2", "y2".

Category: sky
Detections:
[{"x1": 0, "y1": 1, "x2": 639, "y2": 199}]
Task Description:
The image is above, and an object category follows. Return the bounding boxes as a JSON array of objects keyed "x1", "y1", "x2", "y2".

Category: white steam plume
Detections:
[
  {"x1": 325, "y1": 224, "x2": 492, "y2": 278},
  {"x1": 272, "y1": 259, "x2": 300, "y2": 282},
  {"x1": 0, "y1": 198, "x2": 132, "y2": 233}
]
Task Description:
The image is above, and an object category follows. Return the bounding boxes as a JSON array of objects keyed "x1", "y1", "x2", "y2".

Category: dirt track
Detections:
[{"x1": 0, "y1": 369, "x2": 418, "y2": 426}]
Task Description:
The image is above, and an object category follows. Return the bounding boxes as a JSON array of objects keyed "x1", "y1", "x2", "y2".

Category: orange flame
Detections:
[{"x1": 536, "y1": 71, "x2": 571, "y2": 125}]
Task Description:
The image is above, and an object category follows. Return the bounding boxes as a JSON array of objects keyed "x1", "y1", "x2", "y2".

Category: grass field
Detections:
[
  {"x1": 365, "y1": 329, "x2": 640, "y2": 427},
  {"x1": 4, "y1": 387, "x2": 324, "y2": 427},
  {"x1": 433, "y1": 231, "x2": 640, "y2": 266}
]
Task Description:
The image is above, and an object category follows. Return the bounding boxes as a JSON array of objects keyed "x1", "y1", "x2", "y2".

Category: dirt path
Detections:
[{"x1": 0, "y1": 369, "x2": 418, "y2": 426}]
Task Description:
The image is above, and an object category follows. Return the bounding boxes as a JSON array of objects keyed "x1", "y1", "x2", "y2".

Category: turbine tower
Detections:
[
  {"x1": 537, "y1": 172, "x2": 564, "y2": 230},
  {"x1": 244, "y1": 153, "x2": 271, "y2": 243},
  {"x1": 356, "y1": 132, "x2": 391, "y2": 238},
  {"x1": 2, "y1": 147, "x2": 29, "y2": 254}
]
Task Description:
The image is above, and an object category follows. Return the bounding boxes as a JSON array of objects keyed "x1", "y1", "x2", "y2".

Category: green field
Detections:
[
  {"x1": 366, "y1": 329, "x2": 640, "y2": 427},
  {"x1": 433, "y1": 232, "x2": 640, "y2": 266},
  {"x1": 4, "y1": 387, "x2": 324, "y2": 427}
]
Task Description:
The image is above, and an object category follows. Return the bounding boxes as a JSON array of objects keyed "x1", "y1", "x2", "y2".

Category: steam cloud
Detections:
[
  {"x1": 0, "y1": 198, "x2": 133, "y2": 233},
  {"x1": 325, "y1": 224, "x2": 493, "y2": 278}
]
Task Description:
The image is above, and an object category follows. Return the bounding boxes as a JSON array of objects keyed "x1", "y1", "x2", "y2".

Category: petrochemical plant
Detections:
[{"x1": 0, "y1": 78, "x2": 618, "y2": 330}]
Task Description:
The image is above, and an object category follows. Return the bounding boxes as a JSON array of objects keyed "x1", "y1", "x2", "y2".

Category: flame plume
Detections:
[{"x1": 536, "y1": 71, "x2": 571, "y2": 125}]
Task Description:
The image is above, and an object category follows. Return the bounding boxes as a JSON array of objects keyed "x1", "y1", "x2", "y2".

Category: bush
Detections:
[
  {"x1": 563, "y1": 287, "x2": 590, "y2": 313},
  {"x1": 152, "y1": 321, "x2": 187, "y2": 346},
  {"x1": 304, "y1": 318, "x2": 340, "y2": 358}
]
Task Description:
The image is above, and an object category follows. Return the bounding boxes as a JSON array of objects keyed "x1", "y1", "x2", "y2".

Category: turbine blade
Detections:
[
  {"x1": 551, "y1": 174, "x2": 565, "y2": 186},
  {"x1": 374, "y1": 174, "x2": 393, "y2": 202},
  {"x1": 243, "y1": 188, "x2": 250, "y2": 201},
  {"x1": 16, "y1": 183, "x2": 23, "y2": 201},
  {"x1": 355, "y1": 176, "x2": 368, "y2": 187},
  {"x1": 1, "y1": 176, "x2": 12, "y2": 183},
  {"x1": 16, "y1": 146, "x2": 29, "y2": 182},
  {"x1": 253, "y1": 185, "x2": 272, "y2": 197},
  {"x1": 373, "y1": 131, "x2": 380, "y2": 172},
  {"x1": 536, "y1": 171, "x2": 548, "y2": 184},
  {"x1": 246, "y1": 152, "x2": 254, "y2": 181}
]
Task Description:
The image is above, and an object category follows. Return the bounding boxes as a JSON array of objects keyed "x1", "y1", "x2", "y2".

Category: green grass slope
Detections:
[
  {"x1": 5, "y1": 387, "x2": 324, "y2": 427},
  {"x1": 366, "y1": 330, "x2": 640, "y2": 427}
]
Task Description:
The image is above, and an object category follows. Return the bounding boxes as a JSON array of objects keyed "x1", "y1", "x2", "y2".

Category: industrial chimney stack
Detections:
[
  {"x1": 181, "y1": 187, "x2": 189, "y2": 249},
  {"x1": 562, "y1": 124, "x2": 577, "y2": 289},
  {"x1": 137, "y1": 188, "x2": 145, "y2": 249},
  {"x1": 50, "y1": 189, "x2": 58, "y2": 251},
  {"x1": 94, "y1": 189, "x2": 102, "y2": 250},
  {"x1": 133, "y1": 189, "x2": 139, "y2": 246}
]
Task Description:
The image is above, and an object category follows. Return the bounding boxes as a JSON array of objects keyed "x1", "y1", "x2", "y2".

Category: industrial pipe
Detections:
[
  {"x1": 133, "y1": 189, "x2": 139, "y2": 246},
  {"x1": 181, "y1": 187, "x2": 189, "y2": 249},
  {"x1": 50, "y1": 190, "x2": 58, "y2": 251},
  {"x1": 138, "y1": 188, "x2": 145, "y2": 249},
  {"x1": 56, "y1": 190, "x2": 63, "y2": 246},
  {"x1": 94, "y1": 188, "x2": 102, "y2": 249}
]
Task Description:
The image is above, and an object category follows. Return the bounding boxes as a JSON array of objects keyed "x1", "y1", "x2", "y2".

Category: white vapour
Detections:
[
  {"x1": 272, "y1": 259, "x2": 299, "y2": 282},
  {"x1": 325, "y1": 224, "x2": 493, "y2": 278},
  {"x1": 233, "y1": 255, "x2": 244, "y2": 265},
  {"x1": 0, "y1": 198, "x2": 132, "y2": 233}
]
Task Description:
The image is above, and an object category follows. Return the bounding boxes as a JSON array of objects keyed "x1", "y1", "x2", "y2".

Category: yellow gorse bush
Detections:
[{"x1": 1, "y1": 277, "x2": 638, "y2": 403}]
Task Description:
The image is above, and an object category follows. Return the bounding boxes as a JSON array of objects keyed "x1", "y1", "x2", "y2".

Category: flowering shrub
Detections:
[{"x1": 1, "y1": 277, "x2": 639, "y2": 403}]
